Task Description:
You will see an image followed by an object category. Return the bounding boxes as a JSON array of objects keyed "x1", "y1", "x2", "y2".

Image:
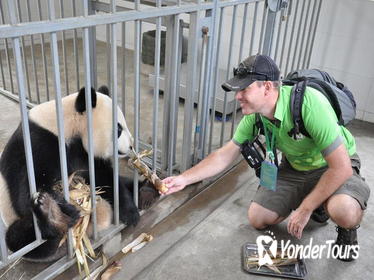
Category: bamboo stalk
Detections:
[{"x1": 129, "y1": 149, "x2": 168, "y2": 194}]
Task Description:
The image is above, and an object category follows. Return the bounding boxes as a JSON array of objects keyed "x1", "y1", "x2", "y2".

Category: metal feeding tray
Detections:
[{"x1": 242, "y1": 243, "x2": 307, "y2": 279}]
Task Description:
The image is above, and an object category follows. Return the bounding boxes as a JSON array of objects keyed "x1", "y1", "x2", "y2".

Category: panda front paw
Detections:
[
  {"x1": 120, "y1": 205, "x2": 140, "y2": 227},
  {"x1": 32, "y1": 192, "x2": 80, "y2": 235}
]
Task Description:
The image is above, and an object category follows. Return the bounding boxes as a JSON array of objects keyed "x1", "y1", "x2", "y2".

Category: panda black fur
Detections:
[{"x1": 0, "y1": 86, "x2": 144, "y2": 261}]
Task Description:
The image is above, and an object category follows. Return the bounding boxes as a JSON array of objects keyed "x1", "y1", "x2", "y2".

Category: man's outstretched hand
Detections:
[{"x1": 162, "y1": 175, "x2": 188, "y2": 195}]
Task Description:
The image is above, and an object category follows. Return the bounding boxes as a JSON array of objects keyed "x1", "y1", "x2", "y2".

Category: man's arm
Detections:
[
  {"x1": 162, "y1": 140, "x2": 241, "y2": 194},
  {"x1": 288, "y1": 143, "x2": 353, "y2": 239}
]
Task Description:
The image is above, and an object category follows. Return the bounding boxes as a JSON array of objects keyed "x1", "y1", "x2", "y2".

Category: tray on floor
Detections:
[{"x1": 242, "y1": 243, "x2": 307, "y2": 279}]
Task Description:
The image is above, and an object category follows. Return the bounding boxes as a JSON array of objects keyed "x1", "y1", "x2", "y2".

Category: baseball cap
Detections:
[{"x1": 221, "y1": 54, "x2": 280, "y2": 92}]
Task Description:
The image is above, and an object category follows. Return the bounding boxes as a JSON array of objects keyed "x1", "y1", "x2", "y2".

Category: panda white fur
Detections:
[{"x1": 0, "y1": 86, "x2": 142, "y2": 261}]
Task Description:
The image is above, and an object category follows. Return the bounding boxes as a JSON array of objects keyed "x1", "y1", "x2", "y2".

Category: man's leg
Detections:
[
  {"x1": 248, "y1": 202, "x2": 286, "y2": 229},
  {"x1": 325, "y1": 194, "x2": 363, "y2": 229},
  {"x1": 323, "y1": 155, "x2": 370, "y2": 262}
]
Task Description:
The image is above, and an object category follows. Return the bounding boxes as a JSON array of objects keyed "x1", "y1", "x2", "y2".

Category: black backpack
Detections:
[{"x1": 282, "y1": 69, "x2": 356, "y2": 139}]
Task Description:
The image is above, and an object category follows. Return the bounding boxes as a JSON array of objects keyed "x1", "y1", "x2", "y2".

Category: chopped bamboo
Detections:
[
  {"x1": 122, "y1": 233, "x2": 153, "y2": 254},
  {"x1": 53, "y1": 174, "x2": 104, "y2": 278},
  {"x1": 128, "y1": 149, "x2": 169, "y2": 194}
]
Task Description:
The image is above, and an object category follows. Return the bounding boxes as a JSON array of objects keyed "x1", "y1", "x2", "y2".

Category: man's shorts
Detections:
[{"x1": 252, "y1": 154, "x2": 370, "y2": 217}]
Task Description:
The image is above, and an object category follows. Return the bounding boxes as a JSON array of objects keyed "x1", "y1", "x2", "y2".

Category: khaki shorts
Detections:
[{"x1": 253, "y1": 154, "x2": 370, "y2": 217}]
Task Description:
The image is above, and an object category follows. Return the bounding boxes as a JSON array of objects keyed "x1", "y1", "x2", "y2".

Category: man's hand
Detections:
[
  {"x1": 287, "y1": 207, "x2": 313, "y2": 239},
  {"x1": 162, "y1": 175, "x2": 188, "y2": 195}
]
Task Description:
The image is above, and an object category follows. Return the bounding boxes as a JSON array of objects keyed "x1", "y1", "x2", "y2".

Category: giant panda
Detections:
[{"x1": 0, "y1": 86, "x2": 149, "y2": 261}]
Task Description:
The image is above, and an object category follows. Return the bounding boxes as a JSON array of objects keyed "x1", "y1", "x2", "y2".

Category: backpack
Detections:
[{"x1": 282, "y1": 69, "x2": 356, "y2": 139}]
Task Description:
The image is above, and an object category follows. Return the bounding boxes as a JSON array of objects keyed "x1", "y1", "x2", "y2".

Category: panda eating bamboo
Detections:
[{"x1": 0, "y1": 86, "x2": 157, "y2": 261}]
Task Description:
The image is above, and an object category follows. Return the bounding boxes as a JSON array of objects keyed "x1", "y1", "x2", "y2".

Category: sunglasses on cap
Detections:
[{"x1": 233, "y1": 65, "x2": 269, "y2": 80}]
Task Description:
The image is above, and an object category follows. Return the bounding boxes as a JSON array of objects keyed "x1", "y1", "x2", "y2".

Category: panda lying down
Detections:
[{"x1": 0, "y1": 86, "x2": 158, "y2": 261}]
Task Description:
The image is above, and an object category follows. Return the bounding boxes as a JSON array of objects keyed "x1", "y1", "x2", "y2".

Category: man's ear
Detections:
[{"x1": 75, "y1": 87, "x2": 97, "y2": 114}]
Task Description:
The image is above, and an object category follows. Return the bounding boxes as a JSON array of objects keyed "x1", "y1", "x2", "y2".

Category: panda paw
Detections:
[
  {"x1": 32, "y1": 192, "x2": 80, "y2": 235},
  {"x1": 139, "y1": 184, "x2": 159, "y2": 210},
  {"x1": 120, "y1": 205, "x2": 140, "y2": 227}
]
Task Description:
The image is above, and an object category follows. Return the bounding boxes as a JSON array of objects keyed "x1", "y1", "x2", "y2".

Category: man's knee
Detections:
[
  {"x1": 326, "y1": 194, "x2": 363, "y2": 229},
  {"x1": 248, "y1": 202, "x2": 284, "y2": 229}
]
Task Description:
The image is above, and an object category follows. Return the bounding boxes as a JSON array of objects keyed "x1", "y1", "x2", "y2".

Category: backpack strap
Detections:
[{"x1": 288, "y1": 79, "x2": 311, "y2": 139}]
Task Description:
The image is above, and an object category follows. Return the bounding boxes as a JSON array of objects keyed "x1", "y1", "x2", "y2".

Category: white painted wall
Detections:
[{"x1": 310, "y1": 0, "x2": 374, "y2": 123}]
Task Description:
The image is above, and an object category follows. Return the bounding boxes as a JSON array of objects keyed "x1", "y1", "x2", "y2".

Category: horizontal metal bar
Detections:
[
  {"x1": 0, "y1": 0, "x2": 263, "y2": 39},
  {"x1": 0, "y1": 88, "x2": 35, "y2": 108},
  {"x1": 4, "y1": 239, "x2": 44, "y2": 266}
]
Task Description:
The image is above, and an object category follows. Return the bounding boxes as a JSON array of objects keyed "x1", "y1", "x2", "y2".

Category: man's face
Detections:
[{"x1": 235, "y1": 82, "x2": 266, "y2": 115}]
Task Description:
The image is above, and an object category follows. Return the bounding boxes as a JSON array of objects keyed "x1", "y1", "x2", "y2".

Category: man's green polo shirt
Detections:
[{"x1": 233, "y1": 85, "x2": 356, "y2": 171}]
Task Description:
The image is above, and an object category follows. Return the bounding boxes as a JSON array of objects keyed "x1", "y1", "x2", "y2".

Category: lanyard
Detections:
[{"x1": 259, "y1": 116, "x2": 276, "y2": 162}]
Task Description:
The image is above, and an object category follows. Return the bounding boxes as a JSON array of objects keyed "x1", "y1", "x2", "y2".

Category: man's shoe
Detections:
[
  {"x1": 310, "y1": 205, "x2": 329, "y2": 223},
  {"x1": 334, "y1": 225, "x2": 359, "y2": 262}
]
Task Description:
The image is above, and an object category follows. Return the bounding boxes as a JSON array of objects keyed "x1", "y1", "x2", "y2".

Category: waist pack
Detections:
[{"x1": 282, "y1": 69, "x2": 356, "y2": 139}]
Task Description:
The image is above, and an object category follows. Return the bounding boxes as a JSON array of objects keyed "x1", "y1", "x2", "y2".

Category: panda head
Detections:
[
  {"x1": 74, "y1": 86, "x2": 133, "y2": 159},
  {"x1": 29, "y1": 85, "x2": 133, "y2": 159}
]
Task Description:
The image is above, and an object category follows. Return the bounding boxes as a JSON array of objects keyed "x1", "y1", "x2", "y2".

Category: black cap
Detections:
[{"x1": 221, "y1": 54, "x2": 280, "y2": 92}]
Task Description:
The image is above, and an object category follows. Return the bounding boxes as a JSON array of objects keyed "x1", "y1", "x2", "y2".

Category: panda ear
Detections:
[
  {"x1": 97, "y1": 85, "x2": 110, "y2": 96},
  {"x1": 75, "y1": 87, "x2": 97, "y2": 113}
]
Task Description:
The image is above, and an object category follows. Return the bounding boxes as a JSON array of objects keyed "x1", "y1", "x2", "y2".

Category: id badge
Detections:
[{"x1": 260, "y1": 160, "x2": 278, "y2": 191}]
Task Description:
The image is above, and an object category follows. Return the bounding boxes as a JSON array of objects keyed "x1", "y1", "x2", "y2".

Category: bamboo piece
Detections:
[
  {"x1": 121, "y1": 233, "x2": 153, "y2": 254},
  {"x1": 129, "y1": 149, "x2": 168, "y2": 194}
]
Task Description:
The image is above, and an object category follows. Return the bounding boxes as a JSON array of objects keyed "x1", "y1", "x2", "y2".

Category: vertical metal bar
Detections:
[
  {"x1": 47, "y1": 0, "x2": 74, "y2": 258},
  {"x1": 249, "y1": 1, "x2": 258, "y2": 56},
  {"x1": 0, "y1": 218, "x2": 9, "y2": 261},
  {"x1": 306, "y1": 0, "x2": 322, "y2": 68},
  {"x1": 37, "y1": 0, "x2": 50, "y2": 101},
  {"x1": 59, "y1": 0, "x2": 69, "y2": 95},
  {"x1": 208, "y1": 7, "x2": 223, "y2": 154},
  {"x1": 284, "y1": 0, "x2": 300, "y2": 74},
  {"x1": 296, "y1": 0, "x2": 312, "y2": 69},
  {"x1": 6, "y1": 0, "x2": 42, "y2": 245},
  {"x1": 121, "y1": 22, "x2": 127, "y2": 117},
  {"x1": 279, "y1": 0, "x2": 292, "y2": 71},
  {"x1": 262, "y1": 3, "x2": 278, "y2": 56},
  {"x1": 302, "y1": 0, "x2": 317, "y2": 69},
  {"x1": 161, "y1": 17, "x2": 173, "y2": 172},
  {"x1": 273, "y1": 8, "x2": 284, "y2": 62},
  {"x1": 26, "y1": 0, "x2": 40, "y2": 103},
  {"x1": 0, "y1": 1, "x2": 15, "y2": 94},
  {"x1": 16, "y1": 0, "x2": 32, "y2": 102},
  {"x1": 173, "y1": 20, "x2": 183, "y2": 162},
  {"x1": 181, "y1": 11, "x2": 200, "y2": 171},
  {"x1": 109, "y1": 1, "x2": 120, "y2": 226},
  {"x1": 291, "y1": 0, "x2": 306, "y2": 71},
  {"x1": 133, "y1": 3, "x2": 141, "y2": 206},
  {"x1": 88, "y1": 0, "x2": 97, "y2": 90},
  {"x1": 167, "y1": 15, "x2": 180, "y2": 175},
  {"x1": 200, "y1": 0, "x2": 219, "y2": 159},
  {"x1": 193, "y1": 30, "x2": 207, "y2": 163},
  {"x1": 83, "y1": 0, "x2": 97, "y2": 240},
  {"x1": 258, "y1": 3, "x2": 267, "y2": 53},
  {"x1": 0, "y1": 45, "x2": 6, "y2": 89},
  {"x1": 230, "y1": 3, "x2": 248, "y2": 139},
  {"x1": 71, "y1": 0, "x2": 80, "y2": 91},
  {"x1": 152, "y1": 0, "x2": 162, "y2": 171},
  {"x1": 220, "y1": 5, "x2": 237, "y2": 147},
  {"x1": 106, "y1": 25, "x2": 111, "y2": 88}
]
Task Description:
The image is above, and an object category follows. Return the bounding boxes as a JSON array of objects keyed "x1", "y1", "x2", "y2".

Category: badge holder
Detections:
[{"x1": 259, "y1": 116, "x2": 278, "y2": 191}]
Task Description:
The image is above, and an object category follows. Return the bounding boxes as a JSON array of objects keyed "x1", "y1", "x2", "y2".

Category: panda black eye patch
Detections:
[{"x1": 117, "y1": 123, "x2": 123, "y2": 137}]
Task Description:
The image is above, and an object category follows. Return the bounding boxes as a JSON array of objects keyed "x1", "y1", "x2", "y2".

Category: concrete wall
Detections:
[{"x1": 310, "y1": 0, "x2": 374, "y2": 123}]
